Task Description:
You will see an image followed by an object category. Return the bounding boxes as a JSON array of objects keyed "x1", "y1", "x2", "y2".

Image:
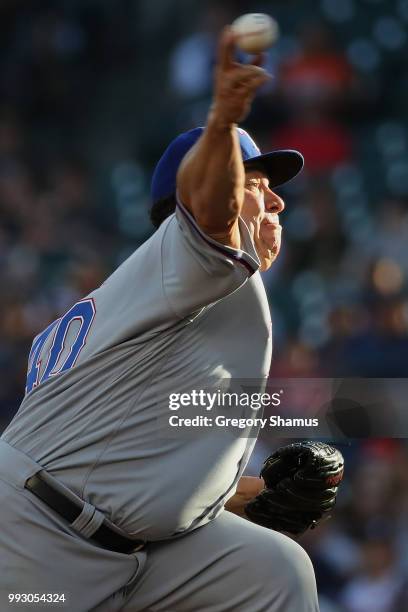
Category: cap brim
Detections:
[{"x1": 243, "y1": 149, "x2": 304, "y2": 188}]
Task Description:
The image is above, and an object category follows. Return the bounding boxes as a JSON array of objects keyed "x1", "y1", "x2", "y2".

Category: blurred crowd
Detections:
[
  {"x1": 1, "y1": 1, "x2": 408, "y2": 610},
  {"x1": 247, "y1": 438, "x2": 408, "y2": 612},
  {"x1": 300, "y1": 439, "x2": 408, "y2": 612}
]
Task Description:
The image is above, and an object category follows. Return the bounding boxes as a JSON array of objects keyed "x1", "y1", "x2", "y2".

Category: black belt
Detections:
[{"x1": 25, "y1": 472, "x2": 145, "y2": 554}]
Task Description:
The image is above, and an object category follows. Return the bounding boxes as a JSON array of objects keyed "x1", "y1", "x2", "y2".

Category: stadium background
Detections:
[{"x1": 1, "y1": 0, "x2": 408, "y2": 610}]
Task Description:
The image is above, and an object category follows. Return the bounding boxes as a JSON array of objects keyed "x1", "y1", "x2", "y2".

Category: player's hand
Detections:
[{"x1": 210, "y1": 27, "x2": 271, "y2": 127}]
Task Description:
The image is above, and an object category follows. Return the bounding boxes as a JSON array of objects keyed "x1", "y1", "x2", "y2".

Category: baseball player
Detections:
[{"x1": 0, "y1": 28, "x2": 343, "y2": 611}]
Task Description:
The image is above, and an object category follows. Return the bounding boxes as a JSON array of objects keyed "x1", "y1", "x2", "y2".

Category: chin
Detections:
[
  {"x1": 260, "y1": 260, "x2": 271, "y2": 272},
  {"x1": 260, "y1": 257, "x2": 275, "y2": 272},
  {"x1": 258, "y1": 242, "x2": 281, "y2": 271}
]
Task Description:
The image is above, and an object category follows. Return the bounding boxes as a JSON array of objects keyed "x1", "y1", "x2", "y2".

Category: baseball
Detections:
[{"x1": 231, "y1": 13, "x2": 279, "y2": 54}]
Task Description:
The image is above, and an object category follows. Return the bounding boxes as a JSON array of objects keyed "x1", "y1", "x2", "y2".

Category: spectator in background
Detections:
[
  {"x1": 169, "y1": 4, "x2": 233, "y2": 100},
  {"x1": 278, "y1": 21, "x2": 355, "y2": 112},
  {"x1": 271, "y1": 104, "x2": 354, "y2": 176},
  {"x1": 1, "y1": 6, "x2": 87, "y2": 123},
  {"x1": 267, "y1": 20, "x2": 360, "y2": 176},
  {"x1": 301, "y1": 442, "x2": 408, "y2": 611},
  {"x1": 320, "y1": 279, "x2": 408, "y2": 377},
  {"x1": 341, "y1": 522, "x2": 407, "y2": 612}
]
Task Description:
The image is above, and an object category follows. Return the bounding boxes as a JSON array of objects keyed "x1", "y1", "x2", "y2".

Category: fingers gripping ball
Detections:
[
  {"x1": 245, "y1": 442, "x2": 344, "y2": 535},
  {"x1": 231, "y1": 13, "x2": 279, "y2": 54}
]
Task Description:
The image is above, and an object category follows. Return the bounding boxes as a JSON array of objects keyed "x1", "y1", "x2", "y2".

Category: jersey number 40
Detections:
[{"x1": 25, "y1": 298, "x2": 96, "y2": 395}]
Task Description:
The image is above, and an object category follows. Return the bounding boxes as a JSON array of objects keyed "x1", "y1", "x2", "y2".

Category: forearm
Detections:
[
  {"x1": 177, "y1": 112, "x2": 244, "y2": 246},
  {"x1": 176, "y1": 27, "x2": 268, "y2": 248},
  {"x1": 225, "y1": 476, "x2": 264, "y2": 518}
]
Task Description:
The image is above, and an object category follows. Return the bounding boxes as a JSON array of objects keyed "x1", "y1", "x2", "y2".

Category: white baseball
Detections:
[{"x1": 231, "y1": 13, "x2": 279, "y2": 54}]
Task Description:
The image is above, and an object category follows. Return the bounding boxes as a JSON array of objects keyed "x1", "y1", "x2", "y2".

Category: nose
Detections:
[{"x1": 264, "y1": 188, "x2": 285, "y2": 214}]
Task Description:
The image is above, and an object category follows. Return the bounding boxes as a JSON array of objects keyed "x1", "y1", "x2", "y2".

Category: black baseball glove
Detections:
[{"x1": 245, "y1": 441, "x2": 344, "y2": 535}]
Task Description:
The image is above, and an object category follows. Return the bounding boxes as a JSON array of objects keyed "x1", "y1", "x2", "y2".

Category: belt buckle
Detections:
[{"x1": 132, "y1": 542, "x2": 145, "y2": 553}]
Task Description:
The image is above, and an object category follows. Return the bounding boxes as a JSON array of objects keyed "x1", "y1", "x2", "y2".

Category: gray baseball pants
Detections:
[{"x1": 0, "y1": 441, "x2": 319, "y2": 612}]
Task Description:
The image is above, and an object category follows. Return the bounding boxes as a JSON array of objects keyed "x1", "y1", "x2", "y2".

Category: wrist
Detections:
[{"x1": 207, "y1": 105, "x2": 237, "y2": 133}]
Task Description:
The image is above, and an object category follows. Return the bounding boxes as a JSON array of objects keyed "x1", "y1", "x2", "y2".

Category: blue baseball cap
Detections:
[{"x1": 151, "y1": 127, "x2": 304, "y2": 203}]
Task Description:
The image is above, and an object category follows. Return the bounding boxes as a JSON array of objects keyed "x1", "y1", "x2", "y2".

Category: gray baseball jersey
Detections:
[{"x1": 2, "y1": 200, "x2": 272, "y2": 541}]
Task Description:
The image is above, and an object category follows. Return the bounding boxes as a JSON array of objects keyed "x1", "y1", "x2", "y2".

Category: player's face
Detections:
[{"x1": 241, "y1": 170, "x2": 285, "y2": 271}]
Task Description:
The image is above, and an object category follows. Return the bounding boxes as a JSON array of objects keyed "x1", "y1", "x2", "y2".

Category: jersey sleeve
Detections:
[{"x1": 161, "y1": 196, "x2": 260, "y2": 319}]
